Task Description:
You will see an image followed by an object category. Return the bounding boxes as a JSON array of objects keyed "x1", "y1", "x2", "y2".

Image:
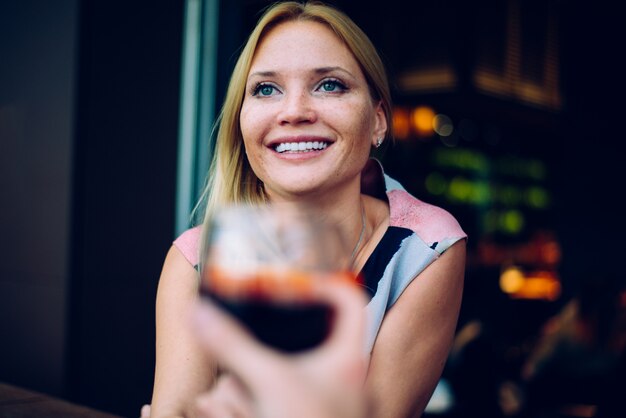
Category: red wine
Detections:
[
  {"x1": 199, "y1": 267, "x2": 356, "y2": 352},
  {"x1": 204, "y1": 291, "x2": 333, "y2": 352}
]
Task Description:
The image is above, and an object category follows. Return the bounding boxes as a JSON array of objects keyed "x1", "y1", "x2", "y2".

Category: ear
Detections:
[{"x1": 371, "y1": 101, "x2": 388, "y2": 147}]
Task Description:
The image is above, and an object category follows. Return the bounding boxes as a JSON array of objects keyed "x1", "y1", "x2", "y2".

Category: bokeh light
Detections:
[
  {"x1": 500, "y1": 267, "x2": 561, "y2": 301},
  {"x1": 433, "y1": 114, "x2": 454, "y2": 136},
  {"x1": 425, "y1": 172, "x2": 447, "y2": 195},
  {"x1": 500, "y1": 210, "x2": 524, "y2": 234},
  {"x1": 500, "y1": 266, "x2": 525, "y2": 294},
  {"x1": 392, "y1": 107, "x2": 411, "y2": 140},
  {"x1": 411, "y1": 106, "x2": 436, "y2": 137},
  {"x1": 525, "y1": 186, "x2": 550, "y2": 209},
  {"x1": 447, "y1": 176, "x2": 473, "y2": 202}
]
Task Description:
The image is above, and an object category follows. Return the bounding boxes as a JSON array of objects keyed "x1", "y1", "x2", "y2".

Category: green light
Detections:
[
  {"x1": 500, "y1": 210, "x2": 524, "y2": 234},
  {"x1": 471, "y1": 181, "x2": 491, "y2": 205},
  {"x1": 432, "y1": 148, "x2": 489, "y2": 172},
  {"x1": 448, "y1": 176, "x2": 472, "y2": 202},
  {"x1": 526, "y1": 187, "x2": 550, "y2": 208},
  {"x1": 425, "y1": 172, "x2": 447, "y2": 195}
]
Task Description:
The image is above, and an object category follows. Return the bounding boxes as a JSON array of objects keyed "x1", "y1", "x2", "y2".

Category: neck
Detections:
[{"x1": 266, "y1": 179, "x2": 368, "y2": 270}]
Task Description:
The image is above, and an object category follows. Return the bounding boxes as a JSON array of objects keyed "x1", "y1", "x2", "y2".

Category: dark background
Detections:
[{"x1": 0, "y1": 0, "x2": 623, "y2": 417}]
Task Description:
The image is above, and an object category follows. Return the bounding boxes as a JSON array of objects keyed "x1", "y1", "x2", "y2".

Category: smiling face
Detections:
[{"x1": 239, "y1": 20, "x2": 387, "y2": 201}]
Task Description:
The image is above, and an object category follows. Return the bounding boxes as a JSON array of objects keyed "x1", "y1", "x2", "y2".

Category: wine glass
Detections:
[{"x1": 199, "y1": 203, "x2": 354, "y2": 353}]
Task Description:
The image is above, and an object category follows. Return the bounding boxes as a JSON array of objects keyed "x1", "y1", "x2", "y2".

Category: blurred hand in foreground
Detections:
[{"x1": 191, "y1": 279, "x2": 368, "y2": 418}]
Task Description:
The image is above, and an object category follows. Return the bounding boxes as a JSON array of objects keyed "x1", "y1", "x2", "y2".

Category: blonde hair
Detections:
[{"x1": 194, "y1": 1, "x2": 392, "y2": 231}]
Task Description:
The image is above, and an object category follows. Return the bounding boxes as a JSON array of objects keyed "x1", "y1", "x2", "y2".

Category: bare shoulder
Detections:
[
  {"x1": 427, "y1": 238, "x2": 467, "y2": 277},
  {"x1": 156, "y1": 245, "x2": 200, "y2": 304},
  {"x1": 162, "y1": 244, "x2": 198, "y2": 276}
]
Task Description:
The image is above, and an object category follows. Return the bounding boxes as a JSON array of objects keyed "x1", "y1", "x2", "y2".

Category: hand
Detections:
[{"x1": 190, "y1": 278, "x2": 368, "y2": 418}]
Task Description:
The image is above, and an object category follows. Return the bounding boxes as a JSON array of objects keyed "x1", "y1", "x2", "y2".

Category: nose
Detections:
[{"x1": 277, "y1": 90, "x2": 317, "y2": 125}]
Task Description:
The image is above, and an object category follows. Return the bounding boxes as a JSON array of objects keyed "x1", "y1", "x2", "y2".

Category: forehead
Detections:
[{"x1": 249, "y1": 20, "x2": 360, "y2": 73}]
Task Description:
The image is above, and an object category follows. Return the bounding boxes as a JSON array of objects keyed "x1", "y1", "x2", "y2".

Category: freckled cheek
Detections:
[
  {"x1": 324, "y1": 101, "x2": 375, "y2": 146},
  {"x1": 240, "y1": 104, "x2": 275, "y2": 145},
  {"x1": 240, "y1": 110, "x2": 273, "y2": 182},
  {"x1": 239, "y1": 107, "x2": 254, "y2": 142}
]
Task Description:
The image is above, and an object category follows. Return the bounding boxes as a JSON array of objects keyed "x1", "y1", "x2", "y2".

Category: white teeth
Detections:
[{"x1": 275, "y1": 141, "x2": 328, "y2": 153}]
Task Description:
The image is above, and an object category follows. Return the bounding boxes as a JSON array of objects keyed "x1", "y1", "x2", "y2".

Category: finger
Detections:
[
  {"x1": 140, "y1": 404, "x2": 151, "y2": 418},
  {"x1": 194, "y1": 375, "x2": 253, "y2": 418},
  {"x1": 191, "y1": 298, "x2": 286, "y2": 389}
]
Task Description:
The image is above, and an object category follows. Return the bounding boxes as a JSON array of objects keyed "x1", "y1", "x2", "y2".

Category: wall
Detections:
[
  {"x1": 67, "y1": 1, "x2": 183, "y2": 416},
  {"x1": 0, "y1": 0, "x2": 78, "y2": 396},
  {"x1": 0, "y1": 1, "x2": 183, "y2": 416}
]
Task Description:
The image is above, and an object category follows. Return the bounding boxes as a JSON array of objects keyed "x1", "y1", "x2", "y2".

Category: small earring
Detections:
[{"x1": 375, "y1": 137, "x2": 383, "y2": 148}]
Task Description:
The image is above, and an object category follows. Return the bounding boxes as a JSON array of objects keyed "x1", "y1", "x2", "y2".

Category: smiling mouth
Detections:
[{"x1": 274, "y1": 141, "x2": 329, "y2": 153}]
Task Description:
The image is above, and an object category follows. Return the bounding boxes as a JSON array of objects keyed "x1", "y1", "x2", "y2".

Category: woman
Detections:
[{"x1": 148, "y1": 1, "x2": 467, "y2": 417}]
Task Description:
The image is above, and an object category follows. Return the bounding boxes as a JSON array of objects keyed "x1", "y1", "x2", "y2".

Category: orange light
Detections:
[
  {"x1": 513, "y1": 276, "x2": 561, "y2": 301},
  {"x1": 500, "y1": 267, "x2": 561, "y2": 301},
  {"x1": 500, "y1": 266, "x2": 525, "y2": 293},
  {"x1": 392, "y1": 107, "x2": 411, "y2": 140},
  {"x1": 411, "y1": 106, "x2": 435, "y2": 137}
]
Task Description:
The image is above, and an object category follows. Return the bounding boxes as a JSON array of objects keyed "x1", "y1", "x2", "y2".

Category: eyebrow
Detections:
[
  {"x1": 247, "y1": 70, "x2": 277, "y2": 79},
  {"x1": 247, "y1": 66, "x2": 356, "y2": 81},
  {"x1": 314, "y1": 66, "x2": 356, "y2": 79}
]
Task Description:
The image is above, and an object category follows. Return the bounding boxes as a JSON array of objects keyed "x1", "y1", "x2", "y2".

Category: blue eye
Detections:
[
  {"x1": 321, "y1": 81, "x2": 337, "y2": 91},
  {"x1": 253, "y1": 83, "x2": 277, "y2": 97},
  {"x1": 318, "y1": 79, "x2": 347, "y2": 93}
]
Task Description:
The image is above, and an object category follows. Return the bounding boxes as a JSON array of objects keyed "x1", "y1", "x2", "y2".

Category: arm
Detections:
[
  {"x1": 365, "y1": 240, "x2": 466, "y2": 418},
  {"x1": 150, "y1": 246, "x2": 218, "y2": 418}
]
